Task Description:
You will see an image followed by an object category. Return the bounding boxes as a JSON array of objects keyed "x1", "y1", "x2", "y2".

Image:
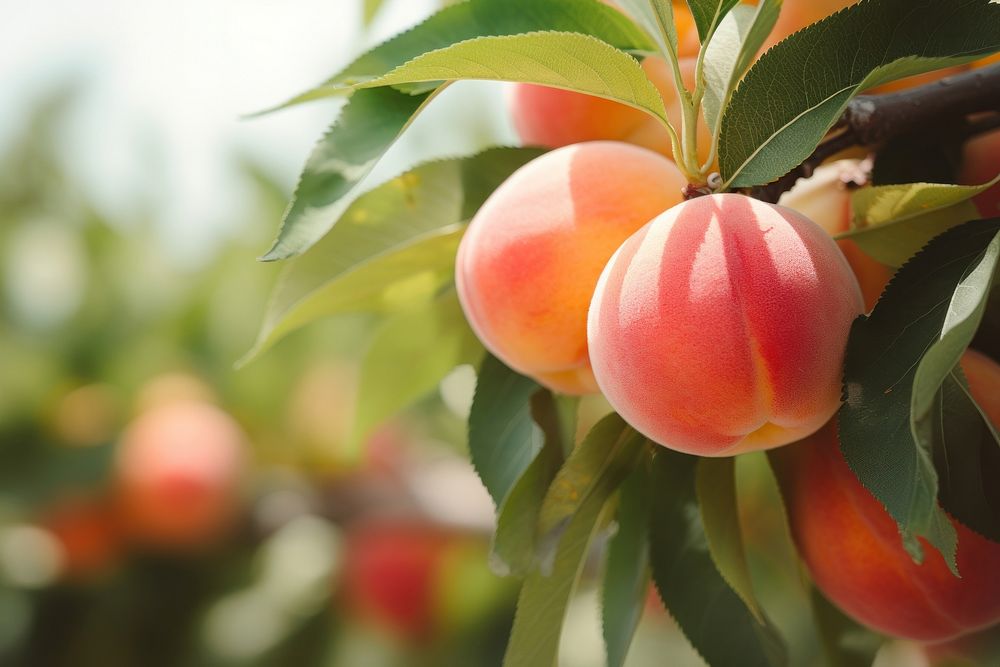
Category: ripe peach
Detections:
[
  {"x1": 778, "y1": 160, "x2": 892, "y2": 311},
  {"x1": 510, "y1": 58, "x2": 713, "y2": 168},
  {"x1": 959, "y1": 129, "x2": 1000, "y2": 219},
  {"x1": 771, "y1": 350, "x2": 1000, "y2": 642},
  {"x1": 456, "y1": 141, "x2": 687, "y2": 394},
  {"x1": 115, "y1": 401, "x2": 247, "y2": 551},
  {"x1": 588, "y1": 193, "x2": 864, "y2": 455}
]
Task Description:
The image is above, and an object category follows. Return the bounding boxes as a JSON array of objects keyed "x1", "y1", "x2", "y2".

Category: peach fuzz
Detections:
[
  {"x1": 778, "y1": 160, "x2": 893, "y2": 311},
  {"x1": 456, "y1": 141, "x2": 687, "y2": 394},
  {"x1": 771, "y1": 350, "x2": 1000, "y2": 642},
  {"x1": 510, "y1": 58, "x2": 713, "y2": 168},
  {"x1": 959, "y1": 129, "x2": 1000, "y2": 220},
  {"x1": 115, "y1": 400, "x2": 247, "y2": 550},
  {"x1": 588, "y1": 193, "x2": 864, "y2": 455}
]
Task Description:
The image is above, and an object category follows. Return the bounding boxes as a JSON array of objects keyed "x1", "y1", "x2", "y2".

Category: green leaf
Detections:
[
  {"x1": 808, "y1": 587, "x2": 881, "y2": 667},
  {"x1": 922, "y1": 372, "x2": 1000, "y2": 542},
  {"x1": 502, "y1": 460, "x2": 613, "y2": 667},
  {"x1": 468, "y1": 356, "x2": 542, "y2": 507},
  {"x1": 719, "y1": 0, "x2": 1000, "y2": 188},
  {"x1": 263, "y1": 87, "x2": 433, "y2": 260},
  {"x1": 841, "y1": 179, "x2": 1000, "y2": 266},
  {"x1": 536, "y1": 414, "x2": 647, "y2": 572},
  {"x1": 838, "y1": 219, "x2": 1000, "y2": 571},
  {"x1": 615, "y1": 0, "x2": 679, "y2": 60},
  {"x1": 490, "y1": 391, "x2": 575, "y2": 577},
  {"x1": 351, "y1": 290, "x2": 483, "y2": 455},
  {"x1": 282, "y1": 0, "x2": 653, "y2": 107},
  {"x1": 695, "y1": 457, "x2": 764, "y2": 622},
  {"x1": 685, "y1": 0, "x2": 741, "y2": 43},
  {"x1": 602, "y1": 462, "x2": 651, "y2": 667},
  {"x1": 242, "y1": 148, "x2": 543, "y2": 363},
  {"x1": 649, "y1": 449, "x2": 786, "y2": 667},
  {"x1": 353, "y1": 32, "x2": 670, "y2": 126},
  {"x1": 701, "y1": 1, "x2": 781, "y2": 137}
]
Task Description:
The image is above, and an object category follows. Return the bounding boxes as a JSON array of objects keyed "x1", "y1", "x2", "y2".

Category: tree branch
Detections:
[{"x1": 747, "y1": 63, "x2": 1000, "y2": 203}]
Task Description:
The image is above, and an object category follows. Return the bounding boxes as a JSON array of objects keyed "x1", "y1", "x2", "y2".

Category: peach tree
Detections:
[{"x1": 245, "y1": 1, "x2": 1000, "y2": 664}]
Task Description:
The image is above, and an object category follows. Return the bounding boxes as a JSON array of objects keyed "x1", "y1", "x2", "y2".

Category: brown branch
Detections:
[{"x1": 747, "y1": 63, "x2": 1000, "y2": 203}]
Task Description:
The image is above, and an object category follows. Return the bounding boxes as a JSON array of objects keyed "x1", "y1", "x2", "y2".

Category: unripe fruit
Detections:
[
  {"x1": 588, "y1": 193, "x2": 864, "y2": 455},
  {"x1": 778, "y1": 160, "x2": 892, "y2": 311},
  {"x1": 959, "y1": 129, "x2": 1000, "y2": 219},
  {"x1": 457, "y1": 141, "x2": 687, "y2": 394},
  {"x1": 115, "y1": 401, "x2": 247, "y2": 550},
  {"x1": 771, "y1": 350, "x2": 1000, "y2": 642}
]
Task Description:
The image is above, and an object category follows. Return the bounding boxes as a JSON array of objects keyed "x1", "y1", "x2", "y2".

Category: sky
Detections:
[{"x1": 0, "y1": 0, "x2": 515, "y2": 264}]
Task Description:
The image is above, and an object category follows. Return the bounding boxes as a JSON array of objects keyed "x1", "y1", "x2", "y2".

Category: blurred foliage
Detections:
[{"x1": 0, "y1": 80, "x2": 518, "y2": 667}]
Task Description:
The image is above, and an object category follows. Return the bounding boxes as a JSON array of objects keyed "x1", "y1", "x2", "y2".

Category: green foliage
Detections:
[
  {"x1": 615, "y1": 0, "x2": 679, "y2": 60},
  {"x1": 490, "y1": 391, "x2": 575, "y2": 577},
  {"x1": 468, "y1": 356, "x2": 543, "y2": 507},
  {"x1": 602, "y1": 464, "x2": 652, "y2": 667},
  {"x1": 535, "y1": 414, "x2": 647, "y2": 571},
  {"x1": 263, "y1": 87, "x2": 432, "y2": 260},
  {"x1": 281, "y1": 0, "x2": 652, "y2": 106},
  {"x1": 719, "y1": 0, "x2": 1000, "y2": 187},
  {"x1": 685, "y1": 0, "x2": 741, "y2": 44},
  {"x1": 843, "y1": 179, "x2": 1000, "y2": 266},
  {"x1": 808, "y1": 588, "x2": 881, "y2": 667},
  {"x1": 649, "y1": 449, "x2": 787, "y2": 667},
  {"x1": 695, "y1": 457, "x2": 765, "y2": 622},
  {"x1": 351, "y1": 289, "x2": 483, "y2": 455},
  {"x1": 354, "y1": 32, "x2": 670, "y2": 126},
  {"x1": 701, "y1": 1, "x2": 780, "y2": 138},
  {"x1": 839, "y1": 220, "x2": 1000, "y2": 570},
  {"x1": 244, "y1": 148, "x2": 542, "y2": 362}
]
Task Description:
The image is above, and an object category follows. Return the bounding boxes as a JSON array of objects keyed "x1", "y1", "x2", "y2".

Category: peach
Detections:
[
  {"x1": 587, "y1": 193, "x2": 864, "y2": 455},
  {"x1": 778, "y1": 160, "x2": 893, "y2": 311},
  {"x1": 456, "y1": 141, "x2": 687, "y2": 394},
  {"x1": 771, "y1": 350, "x2": 1000, "y2": 642},
  {"x1": 959, "y1": 129, "x2": 1000, "y2": 219},
  {"x1": 115, "y1": 401, "x2": 247, "y2": 550},
  {"x1": 510, "y1": 58, "x2": 713, "y2": 169}
]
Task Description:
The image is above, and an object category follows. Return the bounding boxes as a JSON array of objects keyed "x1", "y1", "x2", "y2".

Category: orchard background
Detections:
[{"x1": 2, "y1": 1, "x2": 1000, "y2": 666}]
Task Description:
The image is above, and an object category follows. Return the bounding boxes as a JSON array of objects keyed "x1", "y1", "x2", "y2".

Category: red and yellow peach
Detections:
[
  {"x1": 456, "y1": 141, "x2": 687, "y2": 394},
  {"x1": 114, "y1": 401, "x2": 247, "y2": 551},
  {"x1": 587, "y1": 193, "x2": 864, "y2": 455},
  {"x1": 772, "y1": 350, "x2": 1000, "y2": 642}
]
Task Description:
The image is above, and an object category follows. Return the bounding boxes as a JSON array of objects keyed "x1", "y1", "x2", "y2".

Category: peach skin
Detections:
[
  {"x1": 959, "y1": 129, "x2": 1000, "y2": 220},
  {"x1": 778, "y1": 160, "x2": 893, "y2": 311},
  {"x1": 456, "y1": 141, "x2": 687, "y2": 394},
  {"x1": 510, "y1": 58, "x2": 713, "y2": 169},
  {"x1": 588, "y1": 193, "x2": 864, "y2": 455},
  {"x1": 771, "y1": 350, "x2": 1000, "y2": 642}
]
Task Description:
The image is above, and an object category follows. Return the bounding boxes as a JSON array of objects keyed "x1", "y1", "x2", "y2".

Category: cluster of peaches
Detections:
[{"x1": 455, "y1": 0, "x2": 1000, "y2": 651}]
